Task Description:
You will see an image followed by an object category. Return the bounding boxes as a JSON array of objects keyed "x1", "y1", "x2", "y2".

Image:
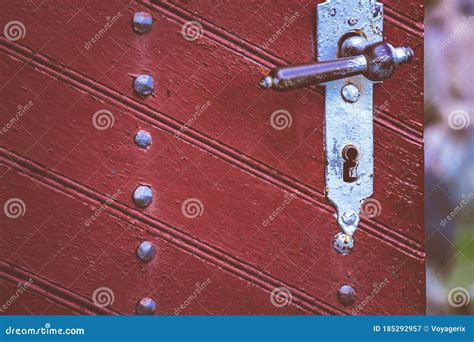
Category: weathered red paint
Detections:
[{"x1": 1, "y1": 0, "x2": 424, "y2": 315}]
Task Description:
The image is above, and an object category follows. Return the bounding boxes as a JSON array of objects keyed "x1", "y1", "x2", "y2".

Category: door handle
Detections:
[
  {"x1": 259, "y1": 0, "x2": 414, "y2": 254},
  {"x1": 260, "y1": 38, "x2": 413, "y2": 91}
]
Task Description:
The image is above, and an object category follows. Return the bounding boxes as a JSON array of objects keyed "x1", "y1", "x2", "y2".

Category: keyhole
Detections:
[{"x1": 342, "y1": 145, "x2": 358, "y2": 183}]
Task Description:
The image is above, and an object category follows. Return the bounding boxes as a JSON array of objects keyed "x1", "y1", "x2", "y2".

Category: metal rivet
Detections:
[
  {"x1": 337, "y1": 285, "x2": 356, "y2": 306},
  {"x1": 348, "y1": 18, "x2": 359, "y2": 26},
  {"x1": 136, "y1": 297, "x2": 156, "y2": 315},
  {"x1": 341, "y1": 84, "x2": 359, "y2": 103},
  {"x1": 333, "y1": 232, "x2": 354, "y2": 255},
  {"x1": 341, "y1": 210, "x2": 357, "y2": 226},
  {"x1": 133, "y1": 185, "x2": 153, "y2": 207},
  {"x1": 132, "y1": 12, "x2": 153, "y2": 34},
  {"x1": 135, "y1": 130, "x2": 152, "y2": 148},
  {"x1": 134, "y1": 75, "x2": 154, "y2": 96},
  {"x1": 136, "y1": 241, "x2": 156, "y2": 261},
  {"x1": 328, "y1": 8, "x2": 337, "y2": 16},
  {"x1": 259, "y1": 76, "x2": 273, "y2": 89}
]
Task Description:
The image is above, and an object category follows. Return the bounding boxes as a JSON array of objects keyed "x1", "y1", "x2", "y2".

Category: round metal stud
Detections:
[
  {"x1": 136, "y1": 241, "x2": 156, "y2": 262},
  {"x1": 133, "y1": 185, "x2": 153, "y2": 207},
  {"x1": 337, "y1": 285, "x2": 356, "y2": 306},
  {"x1": 134, "y1": 75, "x2": 154, "y2": 96},
  {"x1": 341, "y1": 210, "x2": 357, "y2": 226},
  {"x1": 135, "y1": 130, "x2": 152, "y2": 148},
  {"x1": 132, "y1": 12, "x2": 153, "y2": 34},
  {"x1": 259, "y1": 76, "x2": 273, "y2": 89},
  {"x1": 136, "y1": 297, "x2": 156, "y2": 315},
  {"x1": 333, "y1": 232, "x2": 354, "y2": 255},
  {"x1": 341, "y1": 84, "x2": 360, "y2": 103}
]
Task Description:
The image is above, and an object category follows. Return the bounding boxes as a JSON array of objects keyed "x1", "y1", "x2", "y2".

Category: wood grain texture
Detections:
[{"x1": 0, "y1": 0, "x2": 424, "y2": 314}]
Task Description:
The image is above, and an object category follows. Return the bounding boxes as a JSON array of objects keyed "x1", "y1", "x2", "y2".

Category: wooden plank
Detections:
[
  {"x1": 0, "y1": 164, "x2": 309, "y2": 315},
  {"x1": 0, "y1": 53, "x2": 424, "y2": 313},
  {"x1": 0, "y1": 276, "x2": 79, "y2": 315},
  {"x1": 0, "y1": 0, "x2": 424, "y2": 246},
  {"x1": 158, "y1": 0, "x2": 424, "y2": 133}
]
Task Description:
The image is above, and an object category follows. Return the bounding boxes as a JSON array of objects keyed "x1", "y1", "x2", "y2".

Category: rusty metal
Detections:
[
  {"x1": 132, "y1": 12, "x2": 153, "y2": 34},
  {"x1": 337, "y1": 285, "x2": 357, "y2": 306},
  {"x1": 259, "y1": 40, "x2": 412, "y2": 91},
  {"x1": 136, "y1": 297, "x2": 156, "y2": 315}
]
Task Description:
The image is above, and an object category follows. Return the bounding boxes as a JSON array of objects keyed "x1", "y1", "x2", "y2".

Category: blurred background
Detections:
[{"x1": 425, "y1": 0, "x2": 473, "y2": 315}]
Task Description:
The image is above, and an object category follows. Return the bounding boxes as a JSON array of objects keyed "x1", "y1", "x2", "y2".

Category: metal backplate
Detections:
[{"x1": 317, "y1": 0, "x2": 383, "y2": 236}]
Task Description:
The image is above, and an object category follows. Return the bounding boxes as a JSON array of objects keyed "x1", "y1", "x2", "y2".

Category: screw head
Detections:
[
  {"x1": 341, "y1": 84, "x2": 360, "y2": 103},
  {"x1": 337, "y1": 285, "x2": 356, "y2": 306},
  {"x1": 135, "y1": 130, "x2": 152, "y2": 148},
  {"x1": 133, "y1": 185, "x2": 153, "y2": 207},
  {"x1": 341, "y1": 210, "x2": 357, "y2": 226},
  {"x1": 134, "y1": 75, "x2": 154, "y2": 96},
  {"x1": 348, "y1": 18, "x2": 359, "y2": 26},
  {"x1": 136, "y1": 241, "x2": 156, "y2": 261},
  {"x1": 333, "y1": 232, "x2": 354, "y2": 255},
  {"x1": 132, "y1": 12, "x2": 153, "y2": 34},
  {"x1": 136, "y1": 297, "x2": 156, "y2": 315},
  {"x1": 259, "y1": 76, "x2": 273, "y2": 89}
]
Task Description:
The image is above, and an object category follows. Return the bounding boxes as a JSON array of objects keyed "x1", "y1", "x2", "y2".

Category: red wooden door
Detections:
[{"x1": 1, "y1": 0, "x2": 424, "y2": 315}]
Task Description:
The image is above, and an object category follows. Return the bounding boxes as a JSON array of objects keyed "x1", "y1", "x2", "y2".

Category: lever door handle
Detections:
[{"x1": 260, "y1": 37, "x2": 413, "y2": 91}]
